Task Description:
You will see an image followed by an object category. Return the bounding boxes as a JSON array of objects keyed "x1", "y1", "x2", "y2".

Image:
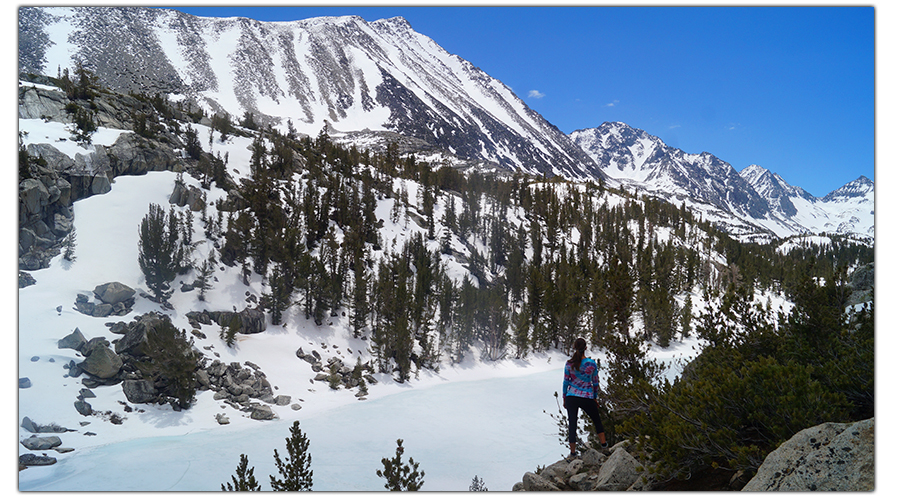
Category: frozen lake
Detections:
[{"x1": 20, "y1": 368, "x2": 568, "y2": 492}]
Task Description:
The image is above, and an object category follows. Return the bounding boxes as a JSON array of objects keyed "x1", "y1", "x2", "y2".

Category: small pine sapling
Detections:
[
  {"x1": 62, "y1": 228, "x2": 77, "y2": 262},
  {"x1": 376, "y1": 438, "x2": 425, "y2": 491},
  {"x1": 221, "y1": 454, "x2": 261, "y2": 491},
  {"x1": 469, "y1": 475, "x2": 488, "y2": 491}
]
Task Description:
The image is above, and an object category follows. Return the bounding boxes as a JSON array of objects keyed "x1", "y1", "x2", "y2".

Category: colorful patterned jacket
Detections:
[{"x1": 562, "y1": 357, "x2": 599, "y2": 399}]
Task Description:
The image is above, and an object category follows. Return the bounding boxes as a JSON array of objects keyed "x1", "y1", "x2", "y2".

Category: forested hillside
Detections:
[{"x1": 19, "y1": 72, "x2": 874, "y2": 487}]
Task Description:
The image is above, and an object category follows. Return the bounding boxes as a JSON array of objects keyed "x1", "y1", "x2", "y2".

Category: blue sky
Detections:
[{"x1": 168, "y1": 5, "x2": 874, "y2": 197}]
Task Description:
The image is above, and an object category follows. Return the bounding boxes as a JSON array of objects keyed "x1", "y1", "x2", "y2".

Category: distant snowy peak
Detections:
[
  {"x1": 571, "y1": 122, "x2": 874, "y2": 241},
  {"x1": 571, "y1": 121, "x2": 770, "y2": 220},
  {"x1": 738, "y1": 164, "x2": 817, "y2": 218},
  {"x1": 823, "y1": 175, "x2": 874, "y2": 202},
  {"x1": 19, "y1": 6, "x2": 600, "y2": 180},
  {"x1": 570, "y1": 122, "x2": 662, "y2": 182}
]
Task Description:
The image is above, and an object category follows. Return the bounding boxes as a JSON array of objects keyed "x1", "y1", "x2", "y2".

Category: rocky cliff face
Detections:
[
  {"x1": 571, "y1": 122, "x2": 771, "y2": 220},
  {"x1": 18, "y1": 80, "x2": 185, "y2": 272}
]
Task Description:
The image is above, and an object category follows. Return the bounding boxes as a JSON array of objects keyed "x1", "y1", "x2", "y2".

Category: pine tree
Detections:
[
  {"x1": 349, "y1": 258, "x2": 371, "y2": 338},
  {"x1": 469, "y1": 475, "x2": 488, "y2": 491},
  {"x1": 133, "y1": 316, "x2": 198, "y2": 409},
  {"x1": 221, "y1": 454, "x2": 261, "y2": 491},
  {"x1": 183, "y1": 125, "x2": 202, "y2": 161},
  {"x1": 264, "y1": 263, "x2": 293, "y2": 326},
  {"x1": 376, "y1": 439, "x2": 424, "y2": 491},
  {"x1": 196, "y1": 252, "x2": 215, "y2": 302},
  {"x1": 62, "y1": 228, "x2": 77, "y2": 262},
  {"x1": 138, "y1": 203, "x2": 184, "y2": 302},
  {"x1": 269, "y1": 421, "x2": 314, "y2": 491},
  {"x1": 69, "y1": 105, "x2": 97, "y2": 145}
]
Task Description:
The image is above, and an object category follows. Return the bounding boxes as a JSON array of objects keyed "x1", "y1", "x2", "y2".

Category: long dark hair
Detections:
[{"x1": 568, "y1": 338, "x2": 587, "y2": 372}]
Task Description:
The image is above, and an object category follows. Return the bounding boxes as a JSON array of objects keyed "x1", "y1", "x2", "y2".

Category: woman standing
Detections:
[{"x1": 562, "y1": 337, "x2": 608, "y2": 461}]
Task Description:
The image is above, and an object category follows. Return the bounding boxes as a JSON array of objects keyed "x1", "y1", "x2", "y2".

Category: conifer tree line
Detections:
[{"x1": 130, "y1": 108, "x2": 873, "y2": 384}]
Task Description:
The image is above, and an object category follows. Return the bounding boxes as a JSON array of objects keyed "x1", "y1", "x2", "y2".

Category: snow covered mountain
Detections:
[
  {"x1": 18, "y1": 6, "x2": 600, "y2": 180},
  {"x1": 571, "y1": 122, "x2": 874, "y2": 241},
  {"x1": 570, "y1": 122, "x2": 769, "y2": 218},
  {"x1": 740, "y1": 166, "x2": 874, "y2": 238}
]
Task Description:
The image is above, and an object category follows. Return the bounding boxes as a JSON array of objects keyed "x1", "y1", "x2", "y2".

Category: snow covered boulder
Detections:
[
  {"x1": 21, "y1": 435, "x2": 62, "y2": 451},
  {"x1": 743, "y1": 418, "x2": 874, "y2": 492}
]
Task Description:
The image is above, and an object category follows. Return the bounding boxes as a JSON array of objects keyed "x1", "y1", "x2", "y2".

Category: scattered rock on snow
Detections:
[
  {"x1": 21, "y1": 435, "x2": 62, "y2": 450},
  {"x1": 20, "y1": 453, "x2": 57, "y2": 467},
  {"x1": 250, "y1": 405, "x2": 276, "y2": 421},
  {"x1": 58, "y1": 327, "x2": 87, "y2": 351}
]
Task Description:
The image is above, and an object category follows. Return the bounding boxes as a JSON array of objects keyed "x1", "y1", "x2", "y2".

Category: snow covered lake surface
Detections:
[
  {"x1": 19, "y1": 354, "x2": 694, "y2": 492},
  {"x1": 20, "y1": 369, "x2": 566, "y2": 491}
]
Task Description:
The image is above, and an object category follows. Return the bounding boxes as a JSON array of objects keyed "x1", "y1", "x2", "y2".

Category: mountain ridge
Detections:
[
  {"x1": 570, "y1": 121, "x2": 873, "y2": 241},
  {"x1": 19, "y1": 6, "x2": 601, "y2": 181}
]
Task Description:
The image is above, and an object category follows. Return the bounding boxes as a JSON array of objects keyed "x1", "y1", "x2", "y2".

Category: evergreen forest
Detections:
[{"x1": 102, "y1": 89, "x2": 876, "y2": 483}]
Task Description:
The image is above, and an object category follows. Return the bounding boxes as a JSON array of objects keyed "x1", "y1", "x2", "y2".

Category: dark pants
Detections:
[{"x1": 565, "y1": 395, "x2": 605, "y2": 444}]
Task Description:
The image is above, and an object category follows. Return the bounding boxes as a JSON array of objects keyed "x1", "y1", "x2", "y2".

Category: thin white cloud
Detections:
[
  {"x1": 528, "y1": 90, "x2": 545, "y2": 99},
  {"x1": 669, "y1": 124, "x2": 681, "y2": 130},
  {"x1": 606, "y1": 100, "x2": 620, "y2": 107}
]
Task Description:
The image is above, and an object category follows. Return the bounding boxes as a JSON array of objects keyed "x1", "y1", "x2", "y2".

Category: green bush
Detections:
[
  {"x1": 133, "y1": 316, "x2": 198, "y2": 409},
  {"x1": 616, "y1": 268, "x2": 873, "y2": 482}
]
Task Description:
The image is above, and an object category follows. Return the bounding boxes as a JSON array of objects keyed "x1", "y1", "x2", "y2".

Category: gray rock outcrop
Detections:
[
  {"x1": 594, "y1": 447, "x2": 644, "y2": 491},
  {"x1": 169, "y1": 180, "x2": 205, "y2": 211},
  {"x1": 18, "y1": 82, "x2": 185, "y2": 272},
  {"x1": 21, "y1": 435, "x2": 62, "y2": 451},
  {"x1": 74, "y1": 282, "x2": 135, "y2": 317},
  {"x1": 743, "y1": 418, "x2": 874, "y2": 492},
  {"x1": 206, "y1": 307, "x2": 267, "y2": 334},
  {"x1": 58, "y1": 327, "x2": 87, "y2": 351},
  {"x1": 122, "y1": 379, "x2": 159, "y2": 404},
  {"x1": 514, "y1": 443, "x2": 644, "y2": 492},
  {"x1": 21, "y1": 417, "x2": 74, "y2": 434},
  {"x1": 79, "y1": 344, "x2": 123, "y2": 379},
  {"x1": 200, "y1": 359, "x2": 282, "y2": 415},
  {"x1": 93, "y1": 282, "x2": 136, "y2": 306}
]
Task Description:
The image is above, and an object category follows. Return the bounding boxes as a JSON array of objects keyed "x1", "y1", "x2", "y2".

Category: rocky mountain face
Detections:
[
  {"x1": 570, "y1": 122, "x2": 770, "y2": 218},
  {"x1": 18, "y1": 6, "x2": 600, "y2": 180},
  {"x1": 738, "y1": 164, "x2": 817, "y2": 218},
  {"x1": 571, "y1": 122, "x2": 874, "y2": 241},
  {"x1": 18, "y1": 80, "x2": 185, "y2": 271}
]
